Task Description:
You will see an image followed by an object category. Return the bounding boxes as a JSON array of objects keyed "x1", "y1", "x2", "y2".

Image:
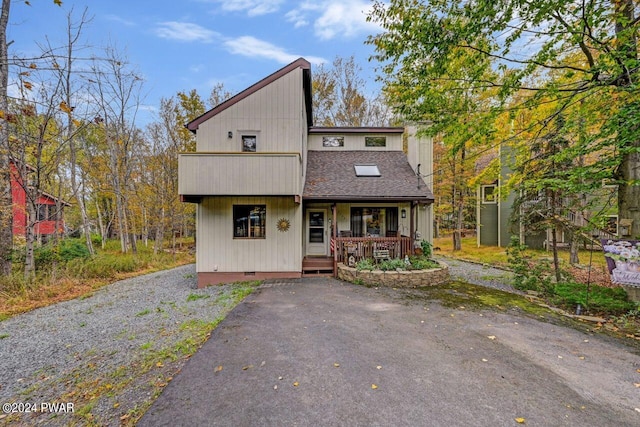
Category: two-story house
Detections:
[{"x1": 179, "y1": 58, "x2": 434, "y2": 287}]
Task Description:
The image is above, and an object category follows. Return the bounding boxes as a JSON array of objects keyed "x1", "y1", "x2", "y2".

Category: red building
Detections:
[{"x1": 10, "y1": 161, "x2": 70, "y2": 238}]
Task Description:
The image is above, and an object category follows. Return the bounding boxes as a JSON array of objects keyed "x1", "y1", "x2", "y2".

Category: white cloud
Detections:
[
  {"x1": 155, "y1": 22, "x2": 219, "y2": 42},
  {"x1": 211, "y1": 0, "x2": 285, "y2": 17},
  {"x1": 224, "y1": 36, "x2": 326, "y2": 64},
  {"x1": 285, "y1": 0, "x2": 380, "y2": 40},
  {"x1": 104, "y1": 14, "x2": 135, "y2": 27},
  {"x1": 284, "y1": 10, "x2": 309, "y2": 28}
]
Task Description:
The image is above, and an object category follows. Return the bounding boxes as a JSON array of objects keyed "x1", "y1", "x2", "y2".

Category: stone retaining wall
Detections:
[{"x1": 337, "y1": 261, "x2": 450, "y2": 288}]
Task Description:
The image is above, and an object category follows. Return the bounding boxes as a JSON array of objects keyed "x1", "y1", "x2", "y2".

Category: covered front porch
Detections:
[
  {"x1": 302, "y1": 201, "x2": 427, "y2": 277},
  {"x1": 302, "y1": 149, "x2": 435, "y2": 277}
]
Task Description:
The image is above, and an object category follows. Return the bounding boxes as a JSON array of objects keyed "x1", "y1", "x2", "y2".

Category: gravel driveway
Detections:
[
  {"x1": 436, "y1": 256, "x2": 519, "y2": 293},
  {"x1": 0, "y1": 264, "x2": 248, "y2": 426}
]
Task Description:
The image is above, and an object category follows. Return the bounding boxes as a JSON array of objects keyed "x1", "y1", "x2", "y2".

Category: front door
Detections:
[{"x1": 306, "y1": 209, "x2": 328, "y2": 256}]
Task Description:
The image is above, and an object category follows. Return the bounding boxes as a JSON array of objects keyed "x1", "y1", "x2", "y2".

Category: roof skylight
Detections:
[{"x1": 354, "y1": 164, "x2": 381, "y2": 177}]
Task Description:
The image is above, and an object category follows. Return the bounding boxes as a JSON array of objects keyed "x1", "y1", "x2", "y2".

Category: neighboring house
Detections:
[
  {"x1": 476, "y1": 145, "x2": 620, "y2": 248},
  {"x1": 11, "y1": 161, "x2": 70, "y2": 239},
  {"x1": 178, "y1": 58, "x2": 435, "y2": 287}
]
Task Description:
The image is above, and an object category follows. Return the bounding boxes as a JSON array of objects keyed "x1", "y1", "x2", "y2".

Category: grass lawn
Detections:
[{"x1": 434, "y1": 235, "x2": 609, "y2": 270}]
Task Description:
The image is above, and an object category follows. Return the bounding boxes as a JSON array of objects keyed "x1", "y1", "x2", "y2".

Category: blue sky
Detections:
[{"x1": 8, "y1": 0, "x2": 384, "y2": 126}]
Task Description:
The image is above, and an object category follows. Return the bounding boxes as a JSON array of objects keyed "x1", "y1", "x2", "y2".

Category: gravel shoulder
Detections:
[
  {"x1": 0, "y1": 264, "x2": 250, "y2": 426},
  {"x1": 436, "y1": 255, "x2": 519, "y2": 293}
]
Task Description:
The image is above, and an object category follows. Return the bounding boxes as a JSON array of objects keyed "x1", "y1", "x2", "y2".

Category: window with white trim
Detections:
[{"x1": 481, "y1": 185, "x2": 497, "y2": 204}]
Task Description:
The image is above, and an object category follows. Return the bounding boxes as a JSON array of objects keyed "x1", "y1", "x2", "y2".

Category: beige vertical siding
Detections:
[
  {"x1": 308, "y1": 133, "x2": 403, "y2": 151},
  {"x1": 196, "y1": 196, "x2": 302, "y2": 273},
  {"x1": 406, "y1": 125, "x2": 434, "y2": 243},
  {"x1": 196, "y1": 70, "x2": 306, "y2": 153},
  {"x1": 179, "y1": 153, "x2": 301, "y2": 196}
]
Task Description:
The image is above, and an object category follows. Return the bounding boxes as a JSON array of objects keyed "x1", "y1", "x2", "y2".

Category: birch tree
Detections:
[{"x1": 87, "y1": 47, "x2": 143, "y2": 253}]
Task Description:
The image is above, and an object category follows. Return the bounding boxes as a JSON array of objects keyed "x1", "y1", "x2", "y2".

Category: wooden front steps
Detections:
[{"x1": 302, "y1": 256, "x2": 334, "y2": 275}]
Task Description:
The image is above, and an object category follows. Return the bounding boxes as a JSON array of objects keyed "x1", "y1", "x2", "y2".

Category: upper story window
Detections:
[
  {"x1": 481, "y1": 185, "x2": 497, "y2": 204},
  {"x1": 322, "y1": 136, "x2": 344, "y2": 147},
  {"x1": 365, "y1": 136, "x2": 386, "y2": 147},
  {"x1": 242, "y1": 135, "x2": 257, "y2": 152},
  {"x1": 354, "y1": 164, "x2": 381, "y2": 177}
]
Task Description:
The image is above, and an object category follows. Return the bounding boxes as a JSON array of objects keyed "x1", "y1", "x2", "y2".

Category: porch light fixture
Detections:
[
  {"x1": 228, "y1": 131, "x2": 233, "y2": 138},
  {"x1": 401, "y1": 209, "x2": 406, "y2": 218}
]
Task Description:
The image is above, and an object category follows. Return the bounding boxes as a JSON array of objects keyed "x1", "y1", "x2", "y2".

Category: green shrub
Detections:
[
  {"x1": 552, "y1": 282, "x2": 636, "y2": 316},
  {"x1": 34, "y1": 239, "x2": 91, "y2": 268},
  {"x1": 409, "y1": 257, "x2": 440, "y2": 270},
  {"x1": 378, "y1": 258, "x2": 406, "y2": 271},
  {"x1": 420, "y1": 240, "x2": 432, "y2": 258},
  {"x1": 355, "y1": 256, "x2": 440, "y2": 271},
  {"x1": 34, "y1": 245, "x2": 56, "y2": 266},
  {"x1": 59, "y1": 239, "x2": 91, "y2": 262},
  {"x1": 91, "y1": 234, "x2": 102, "y2": 246},
  {"x1": 355, "y1": 258, "x2": 376, "y2": 271},
  {"x1": 506, "y1": 236, "x2": 555, "y2": 294}
]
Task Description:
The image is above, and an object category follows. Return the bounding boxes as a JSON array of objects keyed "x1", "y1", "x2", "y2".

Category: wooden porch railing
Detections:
[{"x1": 334, "y1": 236, "x2": 413, "y2": 265}]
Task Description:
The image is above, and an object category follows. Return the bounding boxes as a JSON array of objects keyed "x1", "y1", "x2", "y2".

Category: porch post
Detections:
[
  {"x1": 410, "y1": 201, "x2": 416, "y2": 255},
  {"x1": 332, "y1": 203, "x2": 338, "y2": 277}
]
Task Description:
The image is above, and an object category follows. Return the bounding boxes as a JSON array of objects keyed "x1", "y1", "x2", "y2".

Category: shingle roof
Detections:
[{"x1": 303, "y1": 151, "x2": 434, "y2": 202}]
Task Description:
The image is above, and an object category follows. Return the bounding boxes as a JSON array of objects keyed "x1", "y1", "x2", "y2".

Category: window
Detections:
[
  {"x1": 365, "y1": 136, "x2": 386, "y2": 147},
  {"x1": 605, "y1": 215, "x2": 618, "y2": 236},
  {"x1": 481, "y1": 185, "x2": 497, "y2": 204},
  {"x1": 322, "y1": 136, "x2": 344, "y2": 147},
  {"x1": 233, "y1": 205, "x2": 266, "y2": 238},
  {"x1": 242, "y1": 135, "x2": 257, "y2": 152},
  {"x1": 350, "y1": 207, "x2": 398, "y2": 237},
  {"x1": 354, "y1": 164, "x2": 381, "y2": 177},
  {"x1": 37, "y1": 204, "x2": 48, "y2": 221}
]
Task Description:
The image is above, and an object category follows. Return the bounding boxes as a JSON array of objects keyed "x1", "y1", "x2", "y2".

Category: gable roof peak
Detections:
[{"x1": 186, "y1": 58, "x2": 312, "y2": 132}]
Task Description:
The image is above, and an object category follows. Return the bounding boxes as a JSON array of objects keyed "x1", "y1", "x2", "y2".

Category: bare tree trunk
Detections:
[
  {"x1": 0, "y1": 0, "x2": 12, "y2": 276},
  {"x1": 619, "y1": 148, "x2": 640, "y2": 238},
  {"x1": 23, "y1": 195, "x2": 36, "y2": 281},
  {"x1": 55, "y1": 9, "x2": 94, "y2": 256},
  {"x1": 96, "y1": 199, "x2": 106, "y2": 250},
  {"x1": 569, "y1": 231, "x2": 580, "y2": 265},
  {"x1": 153, "y1": 207, "x2": 165, "y2": 255},
  {"x1": 452, "y1": 145, "x2": 466, "y2": 251},
  {"x1": 549, "y1": 190, "x2": 562, "y2": 283}
]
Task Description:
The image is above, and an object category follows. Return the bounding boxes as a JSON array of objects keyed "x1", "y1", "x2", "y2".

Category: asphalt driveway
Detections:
[{"x1": 139, "y1": 278, "x2": 640, "y2": 427}]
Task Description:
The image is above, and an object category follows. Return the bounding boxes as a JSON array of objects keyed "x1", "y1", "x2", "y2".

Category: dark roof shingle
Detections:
[{"x1": 303, "y1": 151, "x2": 434, "y2": 202}]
